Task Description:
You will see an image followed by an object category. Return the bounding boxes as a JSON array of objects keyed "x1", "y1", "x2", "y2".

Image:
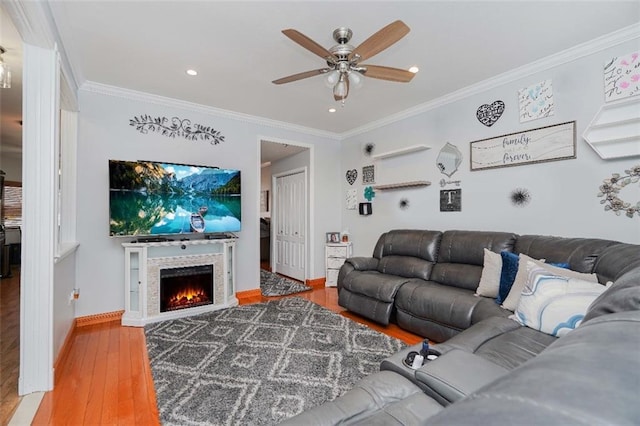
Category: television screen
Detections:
[{"x1": 109, "y1": 160, "x2": 241, "y2": 237}]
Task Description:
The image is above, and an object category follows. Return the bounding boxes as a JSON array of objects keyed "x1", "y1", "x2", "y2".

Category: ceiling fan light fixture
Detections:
[
  {"x1": 348, "y1": 71, "x2": 364, "y2": 89},
  {"x1": 333, "y1": 73, "x2": 348, "y2": 99},
  {"x1": 0, "y1": 46, "x2": 11, "y2": 89},
  {"x1": 324, "y1": 70, "x2": 340, "y2": 88}
]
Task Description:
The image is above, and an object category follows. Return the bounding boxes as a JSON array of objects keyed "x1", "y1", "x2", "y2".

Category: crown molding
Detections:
[
  {"x1": 341, "y1": 23, "x2": 640, "y2": 139},
  {"x1": 81, "y1": 81, "x2": 342, "y2": 141}
]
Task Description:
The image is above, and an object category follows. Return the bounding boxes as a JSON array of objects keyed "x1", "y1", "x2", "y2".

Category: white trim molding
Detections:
[{"x1": 20, "y1": 42, "x2": 59, "y2": 394}]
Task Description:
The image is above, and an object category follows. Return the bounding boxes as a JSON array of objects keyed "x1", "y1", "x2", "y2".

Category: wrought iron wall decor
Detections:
[
  {"x1": 476, "y1": 100, "x2": 505, "y2": 127},
  {"x1": 510, "y1": 188, "x2": 531, "y2": 207},
  {"x1": 364, "y1": 143, "x2": 375, "y2": 156},
  {"x1": 129, "y1": 115, "x2": 225, "y2": 144},
  {"x1": 346, "y1": 169, "x2": 358, "y2": 185},
  {"x1": 597, "y1": 165, "x2": 640, "y2": 218}
]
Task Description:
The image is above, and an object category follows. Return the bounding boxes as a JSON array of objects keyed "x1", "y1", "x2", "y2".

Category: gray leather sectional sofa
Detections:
[{"x1": 280, "y1": 229, "x2": 640, "y2": 425}]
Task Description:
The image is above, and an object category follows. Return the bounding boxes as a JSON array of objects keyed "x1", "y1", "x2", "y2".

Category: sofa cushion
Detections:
[
  {"x1": 434, "y1": 316, "x2": 557, "y2": 370},
  {"x1": 514, "y1": 264, "x2": 609, "y2": 337},
  {"x1": 501, "y1": 254, "x2": 599, "y2": 311},
  {"x1": 431, "y1": 231, "x2": 517, "y2": 291},
  {"x1": 377, "y1": 255, "x2": 434, "y2": 280},
  {"x1": 396, "y1": 281, "x2": 508, "y2": 334},
  {"x1": 373, "y1": 229, "x2": 442, "y2": 262},
  {"x1": 425, "y1": 311, "x2": 640, "y2": 426},
  {"x1": 340, "y1": 270, "x2": 410, "y2": 303},
  {"x1": 278, "y1": 370, "x2": 444, "y2": 426},
  {"x1": 593, "y1": 242, "x2": 640, "y2": 283},
  {"x1": 515, "y1": 234, "x2": 619, "y2": 273},
  {"x1": 584, "y1": 266, "x2": 640, "y2": 323}
]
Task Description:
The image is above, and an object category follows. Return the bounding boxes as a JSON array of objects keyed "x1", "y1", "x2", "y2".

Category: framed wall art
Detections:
[{"x1": 470, "y1": 121, "x2": 576, "y2": 171}]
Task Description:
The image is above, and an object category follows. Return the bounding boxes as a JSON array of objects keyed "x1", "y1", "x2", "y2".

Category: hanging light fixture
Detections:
[{"x1": 0, "y1": 46, "x2": 11, "y2": 89}]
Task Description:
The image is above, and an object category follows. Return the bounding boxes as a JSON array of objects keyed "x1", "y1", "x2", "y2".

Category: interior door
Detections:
[{"x1": 274, "y1": 171, "x2": 306, "y2": 281}]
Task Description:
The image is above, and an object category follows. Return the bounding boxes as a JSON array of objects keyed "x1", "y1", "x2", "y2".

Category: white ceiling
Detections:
[{"x1": 2, "y1": 1, "x2": 640, "y2": 162}]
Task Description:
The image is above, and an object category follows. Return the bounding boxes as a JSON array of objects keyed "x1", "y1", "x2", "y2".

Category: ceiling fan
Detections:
[{"x1": 272, "y1": 20, "x2": 415, "y2": 103}]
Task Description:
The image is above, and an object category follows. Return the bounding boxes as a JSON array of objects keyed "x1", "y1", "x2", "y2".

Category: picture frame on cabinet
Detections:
[{"x1": 326, "y1": 232, "x2": 340, "y2": 243}]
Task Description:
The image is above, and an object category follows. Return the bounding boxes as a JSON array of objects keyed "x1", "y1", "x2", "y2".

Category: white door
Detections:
[{"x1": 274, "y1": 171, "x2": 306, "y2": 281}]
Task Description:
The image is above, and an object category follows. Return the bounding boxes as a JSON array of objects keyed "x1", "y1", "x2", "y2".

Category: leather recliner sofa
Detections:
[{"x1": 280, "y1": 229, "x2": 640, "y2": 425}]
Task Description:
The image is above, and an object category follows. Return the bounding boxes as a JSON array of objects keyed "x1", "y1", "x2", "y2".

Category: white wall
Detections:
[
  {"x1": 75, "y1": 89, "x2": 340, "y2": 316},
  {"x1": 53, "y1": 255, "x2": 76, "y2": 359},
  {"x1": 341, "y1": 38, "x2": 640, "y2": 256}
]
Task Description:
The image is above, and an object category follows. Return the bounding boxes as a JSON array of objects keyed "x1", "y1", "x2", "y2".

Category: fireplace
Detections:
[{"x1": 160, "y1": 264, "x2": 214, "y2": 312}]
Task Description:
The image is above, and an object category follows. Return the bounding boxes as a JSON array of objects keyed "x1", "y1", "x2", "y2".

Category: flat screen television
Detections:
[{"x1": 109, "y1": 160, "x2": 241, "y2": 237}]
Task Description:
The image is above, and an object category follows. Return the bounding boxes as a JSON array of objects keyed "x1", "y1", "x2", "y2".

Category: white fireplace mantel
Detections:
[{"x1": 121, "y1": 238, "x2": 238, "y2": 326}]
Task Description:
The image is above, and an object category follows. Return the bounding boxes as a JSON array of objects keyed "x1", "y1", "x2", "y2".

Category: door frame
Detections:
[
  {"x1": 258, "y1": 136, "x2": 314, "y2": 283},
  {"x1": 271, "y1": 167, "x2": 308, "y2": 279}
]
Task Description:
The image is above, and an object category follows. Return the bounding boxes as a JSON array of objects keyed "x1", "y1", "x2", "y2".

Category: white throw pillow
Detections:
[
  {"x1": 501, "y1": 254, "x2": 598, "y2": 311},
  {"x1": 514, "y1": 263, "x2": 608, "y2": 337},
  {"x1": 475, "y1": 248, "x2": 502, "y2": 298}
]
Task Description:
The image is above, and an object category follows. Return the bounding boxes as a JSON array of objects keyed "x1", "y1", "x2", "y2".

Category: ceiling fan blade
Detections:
[
  {"x1": 361, "y1": 65, "x2": 415, "y2": 82},
  {"x1": 282, "y1": 29, "x2": 336, "y2": 61},
  {"x1": 272, "y1": 68, "x2": 330, "y2": 85},
  {"x1": 349, "y1": 20, "x2": 410, "y2": 62}
]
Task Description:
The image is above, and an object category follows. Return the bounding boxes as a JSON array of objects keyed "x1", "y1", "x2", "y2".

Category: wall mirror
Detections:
[{"x1": 436, "y1": 143, "x2": 463, "y2": 177}]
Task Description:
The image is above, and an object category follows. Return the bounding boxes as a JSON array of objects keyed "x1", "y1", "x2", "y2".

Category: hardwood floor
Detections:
[
  {"x1": 1, "y1": 267, "x2": 21, "y2": 426},
  {"x1": 31, "y1": 286, "x2": 423, "y2": 425}
]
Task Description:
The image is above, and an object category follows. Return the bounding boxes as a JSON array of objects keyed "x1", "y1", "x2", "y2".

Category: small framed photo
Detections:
[{"x1": 326, "y1": 232, "x2": 341, "y2": 243}]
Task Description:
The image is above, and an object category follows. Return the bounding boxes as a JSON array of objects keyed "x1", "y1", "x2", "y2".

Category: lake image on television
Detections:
[{"x1": 109, "y1": 161, "x2": 241, "y2": 236}]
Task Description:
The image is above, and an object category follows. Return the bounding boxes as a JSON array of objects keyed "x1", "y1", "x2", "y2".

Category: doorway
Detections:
[{"x1": 259, "y1": 140, "x2": 310, "y2": 281}]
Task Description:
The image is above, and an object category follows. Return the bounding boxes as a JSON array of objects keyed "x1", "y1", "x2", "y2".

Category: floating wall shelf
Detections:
[
  {"x1": 373, "y1": 180, "x2": 431, "y2": 191},
  {"x1": 372, "y1": 144, "x2": 431, "y2": 160},
  {"x1": 583, "y1": 97, "x2": 640, "y2": 159}
]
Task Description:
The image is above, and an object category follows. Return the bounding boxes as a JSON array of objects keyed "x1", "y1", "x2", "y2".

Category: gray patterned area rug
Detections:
[
  {"x1": 145, "y1": 297, "x2": 406, "y2": 425},
  {"x1": 260, "y1": 269, "x2": 311, "y2": 297}
]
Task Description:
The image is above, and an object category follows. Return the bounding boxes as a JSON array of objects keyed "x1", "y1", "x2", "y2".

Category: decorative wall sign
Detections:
[
  {"x1": 436, "y1": 143, "x2": 463, "y2": 177},
  {"x1": 518, "y1": 80, "x2": 554, "y2": 123},
  {"x1": 129, "y1": 115, "x2": 225, "y2": 144},
  {"x1": 604, "y1": 51, "x2": 640, "y2": 102},
  {"x1": 510, "y1": 188, "x2": 531, "y2": 207},
  {"x1": 470, "y1": 121, "x2": 576, "y2": 171},
  {"x1": 346, "y1": 169, "x2": 358, "y2": 185},
  {"x1": 346, "y1": 189, "x2": 357, "y2": 210},
  {"x1": 362, "y1": 165, "x2": 375, "y2": 184},
  {"x1": 476, "y1": 101, "x2": 505, "y2": 127},
  {"x1": 364, "y1": 186, "x2": 375, "y2": 201},
  {"x1": 440, "y1": 189, "x2": 461, "y2": 212},
  {"x1": 597, "y1": 165, "x2": 640, "y2": 218},
  {"x1": 359, "y1": 202, "x2": 372, "y2": 216},
  {"x1": 364, "y1": 143, "x2": 376, "y2": 156},
  {"x1": 399, "y1": 198, "x2": 409, "y2": 210}
]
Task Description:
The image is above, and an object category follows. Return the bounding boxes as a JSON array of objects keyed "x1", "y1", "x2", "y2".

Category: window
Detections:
[{"x1": 3, "y1": 181, "x2": 22, "y2": 227}]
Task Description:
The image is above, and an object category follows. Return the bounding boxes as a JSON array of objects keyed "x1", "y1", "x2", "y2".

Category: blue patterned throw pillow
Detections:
[
  {"x1": 514, "y1": 264, "x2": 608, "y2": 337},
  {"x1": 496, "y1": 251, "x2": 519, "y2": 304}
]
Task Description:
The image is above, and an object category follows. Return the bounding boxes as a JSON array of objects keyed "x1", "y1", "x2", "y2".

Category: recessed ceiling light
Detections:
[
  {"x1": 409, "y1": 66, "x2": 419, "y2": 74},
  {"x1": 328, "y1": 107, "x2": 337, "y2": 113},
  {"x1": 186, "y1": 69, "x2": 198, "y2": 76}
]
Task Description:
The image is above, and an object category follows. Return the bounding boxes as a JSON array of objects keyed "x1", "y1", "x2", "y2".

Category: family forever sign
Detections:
[{"x1": 470, "y1": 121, "x2": 576, "y2": 171}]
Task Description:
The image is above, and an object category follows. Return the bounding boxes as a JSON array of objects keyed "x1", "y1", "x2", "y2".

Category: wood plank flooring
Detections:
[
  {"x1": 1, "y1": 267, "x2": 21, "y2": 426},
  {"x1": 30, "y1": 285, "x2": 423, "y2": 425}
]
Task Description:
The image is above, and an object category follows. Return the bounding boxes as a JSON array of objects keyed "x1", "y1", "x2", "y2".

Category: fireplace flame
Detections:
[{"x1": 166, "y1": 285, "x2": 211, "y2": 311}]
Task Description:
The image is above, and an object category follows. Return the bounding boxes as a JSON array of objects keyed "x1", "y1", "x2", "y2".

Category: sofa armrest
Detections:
[
  {"x1": 346, "y1": 257, "x2": 380, "y2": 271},
  {"x1": 414, "y1": 349, "x2": 508, "y2": 404}
]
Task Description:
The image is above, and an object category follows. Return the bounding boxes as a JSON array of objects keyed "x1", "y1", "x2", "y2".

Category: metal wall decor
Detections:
[
  {"x1": 346, "y1": 169, "x2": 358, "y2": 185},
  {"x1": 597, "y1": 165, "x2": 640, "y2": 218},
  {"x1": 364, "y1": 143, "x2": 376, "y2": 156},
  {"x1": 439, "y1": 178, "x2": 461, "y2": 187},
  {"x1": 129, "y1": 115, "x2": 225, "y2": 144},
  {"x1": 476, "y1": 100, "x2": 505, "y2": 127},
  {"x1": 510, "y1": 188, "x2": 531, "y2": 207},
  {"x1": 362, "y1": 165, "x2": 375, "y2": 184},
  {"x1": 364, "y1": 186, "x2": 375, "y2": 201}
]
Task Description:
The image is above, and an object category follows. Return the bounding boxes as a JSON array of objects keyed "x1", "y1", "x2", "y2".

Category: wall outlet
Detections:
[{"x1": 73, "y1": 288, "x2": 80, "y2": 299}]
